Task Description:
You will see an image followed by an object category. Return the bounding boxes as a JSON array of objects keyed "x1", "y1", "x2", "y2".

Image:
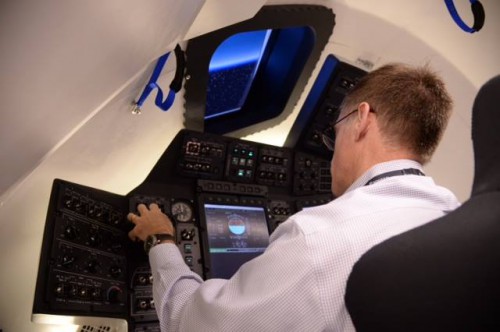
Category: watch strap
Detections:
[
  {"x1": 155, "y1": 233, "x2": 176, "y2": 243},
  {"x1": 144, "y1": 233, "x2": 176, "y2": 254}
]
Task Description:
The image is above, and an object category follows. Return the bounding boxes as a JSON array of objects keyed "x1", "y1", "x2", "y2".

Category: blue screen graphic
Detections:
[{"x1": 204, "y1": 203, "x2": 270, "y2": 278}]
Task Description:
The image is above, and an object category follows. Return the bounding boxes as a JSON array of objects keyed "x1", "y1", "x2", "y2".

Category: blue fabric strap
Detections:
[
  {"x1": 444, "y1": 0, "x2": 485, "y2": 33},
  {"x1": 135, "y1": 44, "x2": 185, "y2": 112}
]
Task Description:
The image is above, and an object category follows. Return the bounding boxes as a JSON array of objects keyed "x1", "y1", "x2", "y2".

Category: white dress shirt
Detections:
[{"x1": 149, "y1": 159, "x2": 460, "y2": 331}]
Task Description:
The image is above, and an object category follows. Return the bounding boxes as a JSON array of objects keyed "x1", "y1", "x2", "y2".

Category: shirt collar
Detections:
[{"x1": 345, "y1": 159, "x2": 425, "y2": 194}]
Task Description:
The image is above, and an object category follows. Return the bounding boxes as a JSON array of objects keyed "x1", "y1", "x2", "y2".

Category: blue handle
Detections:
[
  {"x1": 135, "y1": 45, "x2": 185, "y2": 112},
  {"x1": 444, "y1": 0, "x2": 485, "y2": 33}
]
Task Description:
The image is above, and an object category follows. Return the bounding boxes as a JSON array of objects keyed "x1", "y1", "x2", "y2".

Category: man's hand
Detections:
[{"x1": 127, "y1": 203, "x2": 175, "y2": 242}]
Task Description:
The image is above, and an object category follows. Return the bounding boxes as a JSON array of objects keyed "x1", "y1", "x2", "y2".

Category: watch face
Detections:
[
  {"x1": 171, "y1": 201, "x2": 193, "y2": 223},
  {"x1": 144, "y1": 235, "x2": 157, "y2": 253}
]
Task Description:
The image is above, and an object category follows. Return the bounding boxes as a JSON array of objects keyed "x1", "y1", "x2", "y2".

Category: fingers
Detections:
[
  {"x1": 137, "y1": 203, "x2": 149, "y2": 215},
  {"x1": 128, "y1": 228, "x2": 138, "y2": 241},
  {"x1": 149, "y1": 203, "x2": 160, "y2": 211},
  {"x1": 127, "y1": 212, "x2": 138, "y2": 224},
  {"x1": 133, "y1": 203, "x2": 161, "y2": 218},
  {"x1": 128, "y1": 218, "x2": 149, "y2": 241},
  {"x1": 127, "y1": 202, "x2": 171, "y2": 243}
]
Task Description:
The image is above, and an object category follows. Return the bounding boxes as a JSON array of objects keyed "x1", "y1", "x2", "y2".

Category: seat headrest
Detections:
[{"x1": 471, "y1": 75, "x2": 500, "y2": 196}]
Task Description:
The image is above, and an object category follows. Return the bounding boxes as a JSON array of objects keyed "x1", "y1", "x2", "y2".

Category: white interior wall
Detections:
[
  {"x1": 0, "y1": 1, "x2": 499, "y2": 331},
  {"x1": 0, "y1": 0, "x2": 209, "y2": 201}
]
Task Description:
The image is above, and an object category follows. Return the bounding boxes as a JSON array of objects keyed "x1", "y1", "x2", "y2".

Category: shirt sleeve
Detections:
[{"x1": 148, "y1": 220, "x2": 325, "y2": 332}]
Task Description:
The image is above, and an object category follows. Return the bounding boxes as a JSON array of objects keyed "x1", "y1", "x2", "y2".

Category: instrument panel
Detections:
[
  {"x1": 32, "y1": 55, "x2": 366, "y2": 330},
  {"x1": 33, "y1": 129, "x2": 333, "y2": 330}
]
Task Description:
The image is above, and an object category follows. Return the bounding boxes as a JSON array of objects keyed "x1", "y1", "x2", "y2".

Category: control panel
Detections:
[
  {"x1": 293, "y1": 152, "x2": 332, "y2": 195},
  {"x1": 34, "y1": 182, "x2": 129, "y2": 318},
  {"x1": 33, "y1": 129, "x2": 334, "y2": 330},
  {"x1": 284, "y1": 54, "x2": 367, "y2": 158},
  {"x1": 33, "y1": 55, "x2": 366, "y2": 330},
  {"x1": 177, "y1": 133, "x2": 226, "y2": 179}
]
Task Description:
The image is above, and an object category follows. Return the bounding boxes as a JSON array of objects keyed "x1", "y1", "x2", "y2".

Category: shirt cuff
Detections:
[{"x1": 149, "y1": 242, "x2": 192, "y2": 273}]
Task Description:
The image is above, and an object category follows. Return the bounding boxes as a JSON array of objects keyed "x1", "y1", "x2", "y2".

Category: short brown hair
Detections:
[{"x1": 342, "y1": 63, "x2": 453, "y2": 164}]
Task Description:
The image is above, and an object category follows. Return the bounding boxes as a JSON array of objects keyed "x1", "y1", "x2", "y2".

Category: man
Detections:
[{"x1": 128, "y1": 63, "x2": 460, "y2": 331}]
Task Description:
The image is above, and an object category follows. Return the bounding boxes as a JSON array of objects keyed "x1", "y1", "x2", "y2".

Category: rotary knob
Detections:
[
  {"x1": 88, "y1": 231, "x2": 100, "y2": 247},
  {"x1": 109, "y1": 265, "x2": 122, "y2": 279},
  {"x1": 63, "y1": 225, "x2": 78, "y2": 240},
  {"x1": 87, "y1": 259, "x2": 99, "y2": 273},
  {"x1": 107, "y1": 286, "x2": 124, "y2": 304},
  {"x1": 54, "y1": 283, "x2": 65, "y2": 297},
  {"x1": 61, "y1": 254, "x2": 76, "y2": 268}
]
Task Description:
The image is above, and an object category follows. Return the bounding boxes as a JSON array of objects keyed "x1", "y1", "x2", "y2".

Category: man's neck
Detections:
[{"x1": 352, "y1": 146, "x2": 420, "y2": 188}]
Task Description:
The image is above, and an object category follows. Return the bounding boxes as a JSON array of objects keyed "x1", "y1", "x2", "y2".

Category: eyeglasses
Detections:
[{"x1": 321, "y1": 107, "x2": 376, "y2": 151}]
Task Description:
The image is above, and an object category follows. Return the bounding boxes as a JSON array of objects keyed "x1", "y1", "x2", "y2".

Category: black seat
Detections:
[{"x1": 345, "y1": 75, "x2": 500, "y2": 332}]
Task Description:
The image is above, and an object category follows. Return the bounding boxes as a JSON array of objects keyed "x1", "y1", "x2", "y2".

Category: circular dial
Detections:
[{"x1": 171, "y1": 201, "x2": 193, "y2": 223}]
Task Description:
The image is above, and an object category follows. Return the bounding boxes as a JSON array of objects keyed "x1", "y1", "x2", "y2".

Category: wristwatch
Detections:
[{"x1": 144, "y1": 234, "x2": 175, "y2": 254}]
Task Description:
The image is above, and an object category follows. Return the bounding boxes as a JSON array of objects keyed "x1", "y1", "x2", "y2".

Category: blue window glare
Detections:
[{"x1": 205, "y1": 30, "x2": 271, "y2": 119}]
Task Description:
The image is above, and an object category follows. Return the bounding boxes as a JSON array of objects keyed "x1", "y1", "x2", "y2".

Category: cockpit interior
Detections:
[{"x1": 0, "y1": 1, "x2": 498, "y2": 331}]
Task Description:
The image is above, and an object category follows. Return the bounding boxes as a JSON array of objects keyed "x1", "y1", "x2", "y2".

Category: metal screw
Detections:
[{"x1": 131, "y1": 104, "x2": 142, "y2": 115}]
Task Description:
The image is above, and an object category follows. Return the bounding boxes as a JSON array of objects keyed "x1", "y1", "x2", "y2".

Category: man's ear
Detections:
[{"x1": 354, "y1": 102, "x2": 373, "y2": 140}]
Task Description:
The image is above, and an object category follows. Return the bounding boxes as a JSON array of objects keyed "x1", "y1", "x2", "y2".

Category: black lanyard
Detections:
[{"x1": 365, "y1": 168, "x2": 425, "y2": 186}]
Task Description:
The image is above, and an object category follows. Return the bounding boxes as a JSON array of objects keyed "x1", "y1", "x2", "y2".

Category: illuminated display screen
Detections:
[{"x1": 204, "y1": 203, "x2": 270, "y2": 278}]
